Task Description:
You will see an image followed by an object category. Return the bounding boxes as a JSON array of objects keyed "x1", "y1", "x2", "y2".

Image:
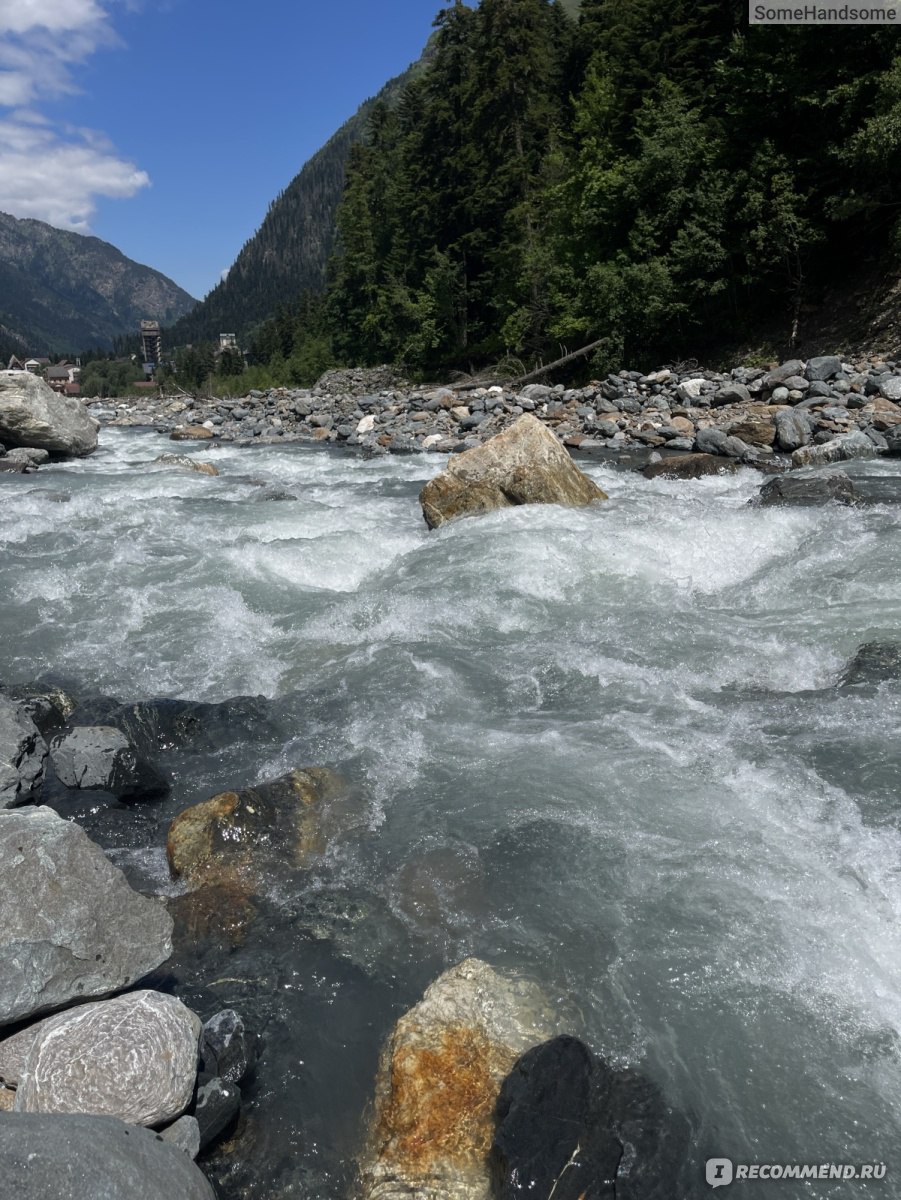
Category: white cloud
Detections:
[{"x1": 0, "y1": 1, "x2": 149, "y2": 229}]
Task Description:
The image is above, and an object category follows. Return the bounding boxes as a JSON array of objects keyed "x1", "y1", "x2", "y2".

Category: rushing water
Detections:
[{"x1": 3, "y1": 428, "x2": 901, "y2": 1198}]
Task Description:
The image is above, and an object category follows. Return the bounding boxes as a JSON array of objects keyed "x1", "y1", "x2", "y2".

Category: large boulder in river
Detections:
[
  {"x1": 755, "y1": 470, "x2": 860, "y2": 507},
  {"x1": 419, "y1": 414, "x2": 607, "y2": 529},
  {"x1": 0, "y1": 1113, "x2": 216, "y2": 1200},
  {"x1": 0, "y1": 695, "x2": 47, "y2": 807},
  {"x1": 641, "y1": 452, "x2": 738, "y2": 481},
  {"x1": 0, "y1": 370, "x2": 97, "y2": 456},
  {"x1": 358, "y1": 957, "x2": 557, "y2": 1200},
  {"x1": 0, "y1": 806, "x2": 173, "y2": 1026},
  {"x1": 13, "y1": 990, "x2": 200, "y2": 1126}
]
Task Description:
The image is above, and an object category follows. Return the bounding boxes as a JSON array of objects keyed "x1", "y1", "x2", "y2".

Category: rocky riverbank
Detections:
[{"x1": 78, "y1": 355, "x2": 901, "y2": 471}]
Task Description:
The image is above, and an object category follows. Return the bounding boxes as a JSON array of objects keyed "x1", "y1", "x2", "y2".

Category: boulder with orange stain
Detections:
[
  {"x1": 165, "y1": 767, "x2": 354, "y2": 949},
  {"x1": 358, "y1": 958, "x2": 557, "y2": 1200}
]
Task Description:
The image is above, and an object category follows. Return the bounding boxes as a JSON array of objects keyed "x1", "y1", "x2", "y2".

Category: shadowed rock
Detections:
[
  {"x1": 0, "y1": 1113, "x2": 216, "y2": 1199},
  {"x1": 755, "y1": 470, "x2": 860, "y2": 507},
  {"x1": 49, "y1": 725, "x2": 169, "y2": 800},
  {"x1": 13, "y1": 990, "x2": 201, "y2": 1127},
  {"x1": 420, "y1": 414, "x2": 607, "y2": 529},
  {"x1": 0, "y1": 806, "x2": 173, "y2": 1027},
  {"x1": 358, "y1": 957, "x2": 558, "y2": 1200}
]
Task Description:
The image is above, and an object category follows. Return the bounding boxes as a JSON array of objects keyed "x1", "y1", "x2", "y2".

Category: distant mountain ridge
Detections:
[
  {"x1": 0, "y1": 212, "x2": 196, "y2": 355},
  {"x1": 167, "y1": 47, "x2": 434, "y2": 346}
]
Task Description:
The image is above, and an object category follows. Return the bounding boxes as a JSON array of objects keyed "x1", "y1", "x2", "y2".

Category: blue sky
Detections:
[{"x1": 0, "y1": 0, "x2": 440, "y2": 299}]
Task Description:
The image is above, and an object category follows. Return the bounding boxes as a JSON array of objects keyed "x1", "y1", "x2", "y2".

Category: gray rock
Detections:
[
  {"x1": 3, "y1": 683, "x2": 76, "y2": 736},
  {"x1": 771, "y1": 386, "x2": 790, "y2": 404},
  {"x1": 755, "y1": 470, "x2": 859, "y2": 507},
  {"x1": 0, "y1": 1113, "x2": 215, "y2": 1199},
  {"x1": 806, "y1": 380, "x2": 835, "y2": 399},
  {"x1": 712, "y1": 382, "x2": 751, "y2": 406},
  {"x1": 0, "y1": 696, "x2": 47, "y2": 807},
  {"x1": 774, "y1": 409, "x2": 811, "y2": 452},
  {"x1": 879, "y1": 376, "x2": 901, "y2": 402},
  {"x1": 694, "y1": 427, "x2": 729, "y2": 455},
  {"x1": 764, "y1": 360, "x2": 805, "y2": 388},
  {"x1": 49, "y1": 726, "x2": 168, "y2": 799},
  {"x1": 15, "y1": 990, "x2": 200, "y2": 1127},
  {"x1": 675, "y1": 378, "x2": 706, "y2": 403},
  {"x1": 805, "y1": 356, "x2": 843, "y2": 382},
  {"x1": 791, "y1": 430, "x2": 876, "y2": 467},
  {"x1": 195, "y1": 1076, "x2": 241, "y2": 1150},
  {"x1": 160, "y1": 1115, "x2": 201, "y2": 1159},
  {"x1": 0, "y1": 806, "x2": 173, "y2": 1027},
  {"x1": 201, "y1": 1008, "x2": 255, "y2": 1085},
  {"x1": 4, "y1": 446, "x2": 50, "y2": 466},
  {"x1": 884, "y1": 426, "x2": 901, "y2": 456},
  {"x1": 0, "y1": 371, "x2": 97, "y2": 456},
  {"x1": 782, "y1": 375, "x2": 809, "y2": 391}
]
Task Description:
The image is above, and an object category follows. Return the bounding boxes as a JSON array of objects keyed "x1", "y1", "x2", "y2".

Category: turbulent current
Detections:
[{"x1": 3, "y1": 428, "x2": 901, "y2": 1198}]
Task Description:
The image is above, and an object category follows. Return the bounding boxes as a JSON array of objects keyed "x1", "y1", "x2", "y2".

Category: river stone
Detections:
[
  {"x1": 839, "y1": 642, "x2": 901, "y2": 686},
  {"x1": 641, "y1": 453, "x2": 738, "y2": 481},
  {"x1": 419, "y1": 414, "x2": 607, "y2": 529},
  {"x1": 50, "y1": 725, "x2": 168, "y2": 799},
  {"x1": 805, "y1": 356, "x2": 843, "y2": 382},
  {"x1": 4, "y1": 682, "x2": 77, "y2": 735},
  {"x1": 149, "y1": 454, "x2": 219, "y2": 476},
  {"x1": 763, "y1": 360, "x2": 805, "y2": 388},
  {"x1": 201, "y1": 1008, "x2": 255, "y2": 1085},
  {"x1": 0, "y1": 371, "x2": 98, "y2": 456},
  {"x1": 879, "y1": 376, "x2": 901, "y2": 402},
  {"x1": 0, "y1": 695, "x2": 47, "y2": 807},
  {"x1": 14, "y1": 990, "x2": 200, "y2": 1126},
  {"x1": 160, "y1": 1114, "x2": 201, "y2": 1159},
  {"x1": 791, "y1": 430, "x2": 875, "y2": 467},
  {"x1": 359, "y1": 957, "x2": 557, "y2": 1200},
  {"x1": 0, "y1": 806, "x2": 173, "y2": 1026},
  {"x1": 0, "y1": 1113, "x2": 216, "y2": 1199},
  {"x1": 5, "y1": 446, "x2": 50, "y2": 466},
  {"x1": 774, "y1": 408, "x2": 811, "y2": 451},
  {"x1": 170, "y1": 425, "x2": 213, "y2": 441},
  {"x1": 694, "y1": 427, "x2": 729, "y2": 455},
  {"x1": 755, "y1": 470, "x2": 859, "y2": 507},
  {"x1": 167, "y1": 766, "x2": 352, "y2": 892},
  {"x1": 727, "y1": 418, "x2": 775, "y2": 447},
  {"x1": 712, "y1": 382, "x2": 751, "y2": 407},
  {"x1": 195, "y1": 1076, "x2": 242, "y2": 1150}
]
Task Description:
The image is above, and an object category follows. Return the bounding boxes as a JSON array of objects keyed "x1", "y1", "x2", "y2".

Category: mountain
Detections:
[
  {"x1": 167, "y1": 48, "x2": 433, "y2": 347},
  {"x1": 0, "y1": 212, "x2": 196, "y2": 355}
]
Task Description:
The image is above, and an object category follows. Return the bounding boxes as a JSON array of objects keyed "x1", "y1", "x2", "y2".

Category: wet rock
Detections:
[
  {"x1": 201, "y1": 1009, "x2": 255, "y2": 1085},
  {"x1": 791, "y1": 429, "x2": 875, "y2": 466},
  {"x1": 166, "y1": 766, "x2": 353, "y2": 892},
  {"x1": 160, "y1": 1114, "x2": 201, "y2": 1159},
  {"x1": 0, "y1": 695, "x2": 47, "y2": 807},
  {"x1": 14, "y1": 990, "x2": 201, "y2": 1127},
  {"x1": 195, "y1": 1076, "x2": 241, "y2": 1150},
  {"x1": 149, "y1": 454, "x2": 219, "y2": 476},
  {"x1": 774, "y1": 409, "x2": 811, "y2": 452},
  {"x1": 755, "y1": 470, "x2": 859, "y2": 507},
  {"x1": 50, "y1": 725, "x2": 168, "y2": 800},
  {"x1": 0, "y1": 806, "x2": 173, "y2": 1026},
  {"x1": 359, "y1": 957, "x2": 557, "y2": 1200},
  {"x1": 0, "y1": 370, "x2": 98, "y2": 456},
  {"x1": 0, "y1": 1113, "x2": 216, "y2": 1199},
  {"x1": 170, "y1": 425, "x2": 213, "y2": 441},
  {"x1": 839, "y1": 642, "x2": 901, "y2": 686},
  {"x1": 3, "y1": 683, "x2": 76, "y2": 735},
  {"x1": 419, "y1": 414, "x2": 607, "y2": 529},
  {"x1": 640, "y1": 453, "x2": 738, "y2": 481},
  {"x1": 0, "y1": 459, "x2": 27, "y2": 472}
]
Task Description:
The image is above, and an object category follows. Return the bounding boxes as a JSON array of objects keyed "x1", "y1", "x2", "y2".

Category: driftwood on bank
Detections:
[{"x1": 452, "y1": 338, "x2": 604, "y2": 392}]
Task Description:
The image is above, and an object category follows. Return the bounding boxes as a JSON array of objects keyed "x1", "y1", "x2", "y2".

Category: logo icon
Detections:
[{"x1": 706, "y1": 1158, "x2": 734, "y2": 1189}]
